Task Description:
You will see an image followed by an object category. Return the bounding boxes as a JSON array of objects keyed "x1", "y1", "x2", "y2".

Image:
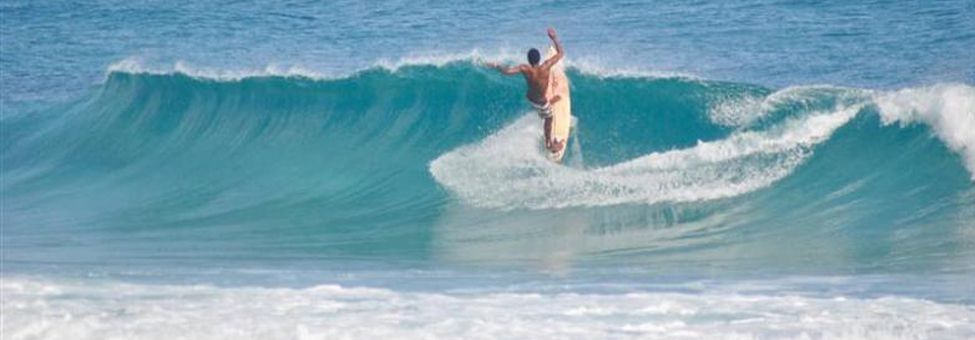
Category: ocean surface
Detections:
[{"x1": 3, "y1": 1, "x2": 975, "y2": 338}]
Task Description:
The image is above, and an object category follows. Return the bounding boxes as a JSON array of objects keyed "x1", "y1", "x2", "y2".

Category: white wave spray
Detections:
[
  {"x1": 430, "y1": 104, "x2": 862, "y2": 210},
  {"x1": 874, "y1": 84, "x2": 975, "y2": 179}
]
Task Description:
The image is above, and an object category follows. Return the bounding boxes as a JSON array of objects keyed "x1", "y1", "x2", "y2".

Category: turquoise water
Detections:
[{"x1": 2, "y1": 1, "x2": 974, "y2": 338}]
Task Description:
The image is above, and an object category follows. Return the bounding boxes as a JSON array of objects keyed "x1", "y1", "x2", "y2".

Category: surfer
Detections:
[{"x1": 485, "y1": 27, "x2": 565, "y2": 153}]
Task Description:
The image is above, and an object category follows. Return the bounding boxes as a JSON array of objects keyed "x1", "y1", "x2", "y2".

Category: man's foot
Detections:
[{"x1": 548, "y1": 138, "x2": 565, "y2": 153}]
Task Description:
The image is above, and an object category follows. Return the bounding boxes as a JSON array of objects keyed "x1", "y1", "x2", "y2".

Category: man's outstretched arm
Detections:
[
  {"x1": 485, "y1": 62, "x2": 524, "y2": 75},
  {"x1": 540, "y1": 27, "x2": 564, "y2": 70}
]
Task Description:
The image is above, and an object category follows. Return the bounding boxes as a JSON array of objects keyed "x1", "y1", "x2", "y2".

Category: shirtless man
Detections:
[{"x1": 485, "y1": 27, "x2": 565, "y2": 153}]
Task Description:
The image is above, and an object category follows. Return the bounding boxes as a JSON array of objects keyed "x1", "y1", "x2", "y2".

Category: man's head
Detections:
[{"x1": 527, "y1": 48, "x2": 541, "y2": 67}]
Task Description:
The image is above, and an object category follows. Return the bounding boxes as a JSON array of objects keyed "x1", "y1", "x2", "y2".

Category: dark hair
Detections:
[{"x1": 527, "y1": 48, "x2": 540, "y2": 66}]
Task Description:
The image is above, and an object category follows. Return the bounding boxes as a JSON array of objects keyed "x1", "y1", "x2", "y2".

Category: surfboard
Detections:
[{"x1": 545, "y1": 45, "x2": 572, "y2": 162}]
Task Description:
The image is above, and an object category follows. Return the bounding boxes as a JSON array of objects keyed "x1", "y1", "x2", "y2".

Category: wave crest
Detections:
[
  {"x1": 105, "y1": 53, "x2": 698, "y2": 83},
  {"x1": 874, "y1": 84, "x2": 975, "y2": 179}
]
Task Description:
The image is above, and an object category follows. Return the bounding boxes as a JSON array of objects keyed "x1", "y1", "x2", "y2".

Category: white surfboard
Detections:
[{"x1": 545, "y1": 46, "x2": 572, "y2": 162}]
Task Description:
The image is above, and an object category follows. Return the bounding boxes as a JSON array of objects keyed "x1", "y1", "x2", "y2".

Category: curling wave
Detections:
[{"x1": 2, "y1": 59, "x2": 973, "y2": 273}]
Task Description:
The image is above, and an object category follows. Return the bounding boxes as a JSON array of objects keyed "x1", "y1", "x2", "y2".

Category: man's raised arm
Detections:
[{"x1": 540, "y1": 27, "x2": 564, "y2": 70}]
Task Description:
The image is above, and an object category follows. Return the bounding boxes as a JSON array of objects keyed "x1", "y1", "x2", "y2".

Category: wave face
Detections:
[{"x1": 3, "y1": 62, "x2": 974, "y2": 276}]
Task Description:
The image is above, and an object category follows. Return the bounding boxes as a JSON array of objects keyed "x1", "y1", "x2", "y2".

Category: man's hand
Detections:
[{"x1": 540, "y1": 27, "x2": 564, "y2": 70}]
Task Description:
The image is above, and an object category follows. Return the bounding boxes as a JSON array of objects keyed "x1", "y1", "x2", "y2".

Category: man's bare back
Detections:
[
  {"x1": 521, "y1": 57, "x2": 559, "y2": 107},
  {"x1": 485, "y1": 27, "x2": 565, "y2": 153}
]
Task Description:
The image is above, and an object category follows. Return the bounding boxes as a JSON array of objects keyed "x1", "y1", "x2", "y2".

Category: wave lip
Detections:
[
  {"x1": 104, "y1": 52, "x2": 699, "y2": 83},
  {"x1": 707, "y1": 85, "x2": 860, "y2": 127},
  {"x1": 106, "y1": 57, "x2": 334, "y2": 81},
  {"x1": 874, "y1": 84, "x2": 975, "y2": 179}
]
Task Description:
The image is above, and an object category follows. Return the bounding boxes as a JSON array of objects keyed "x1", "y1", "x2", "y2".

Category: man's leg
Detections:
[
  {"x1": 544, "y1": 117, "x2": 553, "y2": 150},
  {"x1": 543, "y1": 95, "x2": 561, "y2": 150}
]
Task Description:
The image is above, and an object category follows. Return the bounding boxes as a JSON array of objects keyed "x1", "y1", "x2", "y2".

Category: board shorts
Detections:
[{"x1": 531, "y1": 100, "x2": 553, "y2": 119}]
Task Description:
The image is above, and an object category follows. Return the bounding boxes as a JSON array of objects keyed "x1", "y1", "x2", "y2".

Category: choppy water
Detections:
[{"x1": 2, "y1": 1, "x2": 974, "y2": 338}]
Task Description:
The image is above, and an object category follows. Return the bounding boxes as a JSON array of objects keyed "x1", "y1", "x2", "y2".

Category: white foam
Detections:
[
  {"x1": 708, "y1": 85, "x2": 863, "y2": 127},
  {"x1": 3, "y1": 277, "x2": 973, "y2": 340},
  {"x1": 430, "y1": 105, "x2": 862, "y2": 210},
  {"x1": 374, "y1": 49, "x2": 518, "y2": 72},
  {"x1": 567, "y1": 56, "x2": 699, "y2": 80},
  {"x1": 106, "y1": 57, "x2": 334, "y2": 81},
  {"x1": 873, "y1": 84, "x2": 975, "y2": 179},
  {"x1": 376, "y1": 50, "x2": 698, "y2": 80}
]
